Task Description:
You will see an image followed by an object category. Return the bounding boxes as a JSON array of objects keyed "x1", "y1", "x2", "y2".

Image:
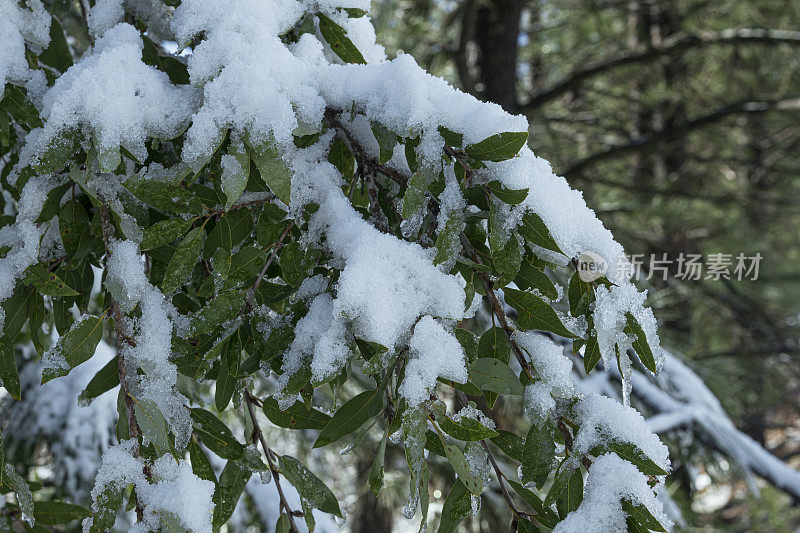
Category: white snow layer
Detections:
[
  {"x1": 554, "y1": 453, "x2": 672, "y2": 533},
  {"x1": 89, "y1": 440, "x2": 215, "y2": 533},
  {"x1": 0, "y1": 0, "x2": 51, "y2": 88}
]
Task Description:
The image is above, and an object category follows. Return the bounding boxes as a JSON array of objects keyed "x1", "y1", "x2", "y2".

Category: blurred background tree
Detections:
[{"x1": 369, "y1": 0, "x2": 800, "y2": 530}]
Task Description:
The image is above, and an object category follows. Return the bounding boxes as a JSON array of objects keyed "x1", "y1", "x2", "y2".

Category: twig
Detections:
[
  {"x1": 208, "y1": 196, "x2": 275, "y2": 218},
  {"x1": 246, "y1": 221, "x2": 294, "y2": 308},
  {"x1": 459, "y1": 233, "x2": 534, "y2": 380},
  {"x1": 243, "y1": 388, "x2": 300, "y2": 533}
]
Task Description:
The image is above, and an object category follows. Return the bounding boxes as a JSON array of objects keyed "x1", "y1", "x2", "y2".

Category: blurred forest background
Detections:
[{"x1": 367, "y1": 0, "x2": 800, "y2": 530}]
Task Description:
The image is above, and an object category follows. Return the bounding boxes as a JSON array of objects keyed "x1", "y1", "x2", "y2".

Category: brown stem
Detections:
[
  {"x1": 97, "y1": 200, "x2": 145, "y2": 521},
  {"x1": 246, "y1": 221, "x2": 294, "y2": 308},
  {"x1": 243, "y1": 388, "x2": 300, "y2": 533},
  {"x1": 459, "y1": 233, "x2": 534, "y2": 380},
  {"x1": 209, "y1": 196, "x2": 275, "y2": 218}
]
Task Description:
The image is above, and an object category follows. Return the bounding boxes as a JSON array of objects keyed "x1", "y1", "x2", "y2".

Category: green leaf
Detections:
[
  {"x1": 487, "y1": 180, "x2": 528, "y2": 205},
  {"x1": 464, "y1": 132, "x2": 528, "y2": 162},
  {"x1": 401, "y1": 167, "x2": 434, "y2": 219},
  {"x1": 98, "y1": 144, "x2": 121, "y2": 173},
  {"x1": 568, "y1": 272, "x2": 594, "y2": 317},
  {"x1": 624, "y1": 313, "x2": 657, "y2": 374},
  {"x1": 522, "y1": 422, "x2": 555, "y2": 488},
  {"x1": 190, "y1": 408, "x2": 246, "y2": 461},
  {"x1": 0, "y1": 85, "x2": 42, "y2": 129},
  {"x1": 440, "y1": 416, "x2": 498, "y2": 441},
  {"x1": 508, "y1": 480, "x2": 559, "y2": 528},
  {"x1": 1, "y1": 286, "x2": 33, "y2": 342},
  {"x1": 204, "y1": 209, "x2": 253, "y2": 258},
  {"x1": 3, "y1": 464, "x2": 33, "y2": 526},
  {"x1": 544, "y1": 465, "x2": 570, "y2": 508},
  {"x1": 503, "y1": 287, "x2": 577, "y2": 339},
  {"x1": 435, "y1": 429, "x2": 482, "y2": 494},
  {"x1": 24, "y1": 264, "x2": 79, "y2": 296},
  {"x1": 162, "y1": 227, "x2": 204, "y2": 294},
  {"x1": 123, "y1": 179, "x2": 204, "y2": 215},
  {"x1": 246, "y1": 139, "x2": 291, "y2": 205},
  {"x1": 371, "y1": 122, "x2": 397, "y2": 164},
  {"x1": 40, "y1": 16, "x2": 73, "y2": 72},
  {"x1": 41, "y1": 314, "x2": 105, "y2": 383},
  {"x1": 225, "y1": 246, "x2": 266, "y2": 287},
  {"x1": 78, "y1": 356, "x2": 119, "y2": 404},
  {"x1": 469, "y1": 358, "x2": 523, "y2": 396},
  {"x1": 328, "y1": 137, "x2": 356, "y2": 180},
  {"x1": 188, "y1": 438, "x2": 217, "y2": 483},
  {"x1": 436, "y1": 481, "x2": 470, "y2": 533},
  {"x1": 436, "y1": 377, "x2": 482, "y2": 396},
  {"x1": 597, "y1": 441, "x2": 668, "y2": 476},
  {"x1": 622, "y1": 499, "x2": 667, "y2": 532},
  {"x1": 221, "y1": 140, "x2": 250, "y2": 210},
  {"x1": 453, "y1": 328, "x2": 478, "y2": 363},
  {"x1": 317, "y1": 13, "x2": 366, "y2": 64},
  {"x1": 35, "y1": 181, "x2": 71, "y2": 223},
  {"x1": 256, "y1": 212, "x2": 281, "y2": 248},
  {"x1": 140, "y1": 218, "x2": 194, "y2": 251},
  {"x1": 517, "y1": 517, "x2": 541, "y2": 533},
  {"x1": 492, "y1": 233, "x2": 523, "y2": 287},
  {"x1": 255, "y1": 281, "x2": 295, "y2": 305},
  {"x1": 279, "y1": 455, "x2": 343, "y2": 517},
  {"x1": 313, "y1": 389, "x2": 383, "y2": 448},
  {"x1": 556, "y1": 468, "x2": 583, "y2": 518},
  {"x1": 478, "y1": 327, "x2": 510, "y2": 363},
  {"x1": 33, "y1": 501, "x2": 89, "y2": 525},
  {"x1": 275, "y1": 514, "x2": 291, "y2": 533},
  {"x1": 58, "y1": 200, "x2": 89, "y2": 260},
  {"x1": 438, "y1": 125, "x2": 463, "y2": 147},
  {"x1": 583, "y1": 337, "x2": 602, "y2": 374},
  {"x1": 519, "y1": 212, "x2": 564, "y2": 256},
  {"x1": 0, "y1": 337, "x2": 21, "y2": 401},
  {"x1": 433, "y1": 209, "x2": 465, "y2": 266},
  {"x1": 215, "y1": 338, "x2": 240, "y2": 411},
  {"x1": 279, "y1": 240, "x2": 306, "y2": 287},
  {"x1": 490, "y1": 430, "x2": 525, "y2": 462},
  {"x1": 132, "y1": 397, "x2": 171, "y2": 457},
  {"x1": 212, "y1": 461, "x2": 250, "y2": 528},
  {"x1": 263, "y1": 397, "x2": 331, "y2": 430},
  {"x1": 192, "y1": 292, "x2": 244, "y2": 337},
  {"x1": 515, "y1": 258, "x2": 558, "y2": 300},
  {"x1": 369, "y1": 426, "x2": 389, "y2": 496}
]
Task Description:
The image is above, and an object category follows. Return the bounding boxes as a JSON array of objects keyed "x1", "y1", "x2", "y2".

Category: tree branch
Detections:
[
  {"x1": 522, "y1": 29, "x2": 800, "y2": 111},
  {"x1": 563, "y1": 96, "x2": 800, "y2": 178},
  {"x1": 97, "y1": 200, "x2": 145, "y2": 522},
  {"x1": 242, "y1": 388, "x2": 300, "y2": 533}
]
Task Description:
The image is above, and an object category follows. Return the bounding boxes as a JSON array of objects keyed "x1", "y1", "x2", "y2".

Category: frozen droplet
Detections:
[
  {"x1": 470, "y1": 494, "x2": 481, "y2": 517},
  {"x1": 259, "y1": 469, "x2": 272, "y2": 484},
  {"x1": 335, "y1": 508, "x2": 347, "y2": 527}
]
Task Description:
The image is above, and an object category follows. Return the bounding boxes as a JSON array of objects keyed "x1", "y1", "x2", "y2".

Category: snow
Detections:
[
  {"x1": 87, "y1": 0, "x2": 125, "y2": 38},
  {"x1": 18, "y1": 23, "x2": 197, "y2": 171},
  {"x1": 554, "y1": 453, "x2": 672, "y2": 533},
  {"x1": 89, "y1": 440, "x2": 215, "y2": 533},
  {"x1": 0, "y1": 175, "x2": 54, "y2": 328},
  {"x1": 515, "y1": 332, "x2": 575, "y2": 420},
  {"x1": 105, "y1": 239, "x2": 192, "y2": 444},
  {"x1": 452, "y1": 405, "x2": 496, "y2": 430},
  {"x1": 172, "y1": 0, "x2": 323, "y2": 168},
  {"x1": 593, "y1": 282, "x2": 665, "y2": 404},
  {"x1": 0, "y1": 0, "x2": 50, "y2": 88},
  {"x1": 572, "y1": 393, "x2": 670, "y2": 474},
  {"x1": 399, "y1": 316, "x2": 468, "y2": 406}
]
